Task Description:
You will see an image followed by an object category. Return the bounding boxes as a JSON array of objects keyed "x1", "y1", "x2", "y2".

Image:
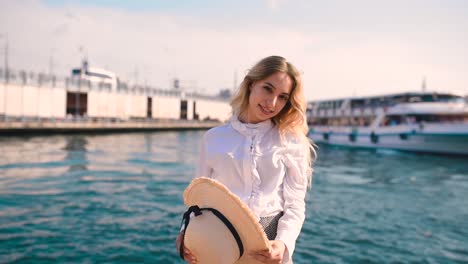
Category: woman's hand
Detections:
[
  {"x1": 176, "y1": 231, "x2": 198, "y2": 264},
  {"x1": 251, "y1": 240, "x2": 286, "y2": 263}
]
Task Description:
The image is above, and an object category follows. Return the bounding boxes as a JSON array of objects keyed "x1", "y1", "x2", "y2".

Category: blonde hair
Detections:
[{"x1": 230, "y1": 56, "x2": 316, "y2": 186}]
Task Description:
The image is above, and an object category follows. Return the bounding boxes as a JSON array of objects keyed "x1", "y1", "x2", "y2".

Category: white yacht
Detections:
[{"x1": 307, "y1": 92, "x2": 468, "y2": 155}]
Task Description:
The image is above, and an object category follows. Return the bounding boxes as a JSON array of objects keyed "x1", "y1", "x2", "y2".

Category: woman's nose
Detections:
[{"x1": 266, "y1": 96, "x2": 277, "y2": 108}]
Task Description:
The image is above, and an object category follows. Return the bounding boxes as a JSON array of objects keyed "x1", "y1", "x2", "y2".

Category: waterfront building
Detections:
[{"x1": 0, "y1": 66, "x2": 231, "y2": 123}]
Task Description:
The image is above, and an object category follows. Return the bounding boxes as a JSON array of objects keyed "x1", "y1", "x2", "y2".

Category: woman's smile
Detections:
[{"x1": 258, "y1": 104, "x2": 274, "y2": 115}]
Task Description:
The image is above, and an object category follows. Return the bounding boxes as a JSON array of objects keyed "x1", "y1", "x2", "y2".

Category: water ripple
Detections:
[{"x1": 1, "y1": 133, "x2": 468, "y2": 263}]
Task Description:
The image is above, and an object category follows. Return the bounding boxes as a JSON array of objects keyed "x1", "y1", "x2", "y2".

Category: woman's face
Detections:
[{"x1": 245, "y1": 71, "x2": 293, "y2": 124}]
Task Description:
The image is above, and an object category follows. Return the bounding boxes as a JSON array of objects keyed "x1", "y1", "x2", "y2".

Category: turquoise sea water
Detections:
[{"x1": 0, "y1": 131, "x2": 467, "y2": 263}]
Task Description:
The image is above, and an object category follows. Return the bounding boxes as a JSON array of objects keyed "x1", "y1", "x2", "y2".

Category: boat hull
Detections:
[{"x1": 309, "y1": 126, "x2": 468, "y2": 155}]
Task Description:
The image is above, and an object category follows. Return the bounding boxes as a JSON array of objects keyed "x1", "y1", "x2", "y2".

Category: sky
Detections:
[{"x1": 0, "y1": 0, "x2": 467, "y2": 100}]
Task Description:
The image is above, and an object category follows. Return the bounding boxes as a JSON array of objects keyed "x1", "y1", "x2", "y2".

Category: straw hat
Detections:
[{"x1": 182, "y1": 177, "x2": 271, "y2": 264}]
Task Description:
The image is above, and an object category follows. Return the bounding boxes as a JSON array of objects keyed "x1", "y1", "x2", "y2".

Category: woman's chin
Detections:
[{"x1": 255, "y1": 114, "x2": 272, "y2": 123}]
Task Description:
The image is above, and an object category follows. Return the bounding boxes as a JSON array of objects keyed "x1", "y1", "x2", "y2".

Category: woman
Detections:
[{"x1": 178, "y1": 55, "x2": 314, "y2": 263}]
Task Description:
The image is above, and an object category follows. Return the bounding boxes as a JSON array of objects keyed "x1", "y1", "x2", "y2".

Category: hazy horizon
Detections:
[{"x1": 1, "y1": 0, "x2": 467, "y2": 100}]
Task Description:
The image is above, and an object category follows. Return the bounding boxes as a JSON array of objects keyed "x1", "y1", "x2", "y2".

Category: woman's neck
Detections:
[{"x1": 239, "y1": 111, "x2": 269, "y2": 124}]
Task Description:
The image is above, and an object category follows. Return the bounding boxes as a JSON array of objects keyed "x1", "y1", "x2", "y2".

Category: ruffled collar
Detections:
[{"x1": 230, "y1": 115, "x2": 274, "y2": 137}]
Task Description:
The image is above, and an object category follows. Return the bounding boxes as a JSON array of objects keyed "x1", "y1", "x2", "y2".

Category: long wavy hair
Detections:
[{"x1": 230, "y1": 56, "x2": 316, "y2": 186}]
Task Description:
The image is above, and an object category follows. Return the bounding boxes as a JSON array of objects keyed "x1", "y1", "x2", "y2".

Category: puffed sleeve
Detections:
[
  {"x1": 275, "y1": 138, "x2": 310, "y2": 263},
  {"x1": 195, "y1": 132, "x2": 212, "y2": 179}
]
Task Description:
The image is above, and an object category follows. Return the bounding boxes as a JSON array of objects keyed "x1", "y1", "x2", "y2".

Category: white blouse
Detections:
[{"x1": 196, "y1": 116, "x2": 310, "y2": 263}]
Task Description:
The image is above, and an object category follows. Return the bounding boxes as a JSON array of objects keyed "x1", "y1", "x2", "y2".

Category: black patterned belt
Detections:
[{"x1": 259, "y1": 212, "x2": 284, "y2": 240}]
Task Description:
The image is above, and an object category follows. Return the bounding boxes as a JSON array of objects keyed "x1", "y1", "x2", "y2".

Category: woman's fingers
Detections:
[
  {"x1": 251, "y1": 253, "x2": 268, "y2": 263},
  {"x1": 184, "y1": 248, "x2": 198, "y2": 263},
  {"x1": 251, "y1": 242, "x2": 285, "y2": 263},
  {"x1": 176, "y1": 231, "x2": 198, "y2": 263},
  {"x1": 254, "y1": 249, "x2": 271, "y2": 257},
  {"x1": 251, "y1": 251, "x2": 280, "y2": 264}
]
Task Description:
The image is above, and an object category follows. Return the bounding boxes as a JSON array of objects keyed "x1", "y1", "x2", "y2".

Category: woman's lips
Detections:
[{"x1": 259, "y1": 104, "x2": 274, "y2": 115}]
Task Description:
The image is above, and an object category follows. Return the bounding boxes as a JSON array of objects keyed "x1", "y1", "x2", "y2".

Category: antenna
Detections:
[
  {"x1": 233, "y1": 70, "x2": 238, "y2": 91},
  {"x1": 49, "y1": 48, "x2": 55, "y2": 76},
  {"x1": 1, "y1": 33, "x2": 9, "y2": 83},
  {"x1": 422, "y1": 76, "x2": 426, "y2": 92},
  {"x1": 132, "y1": 66, "x2": 139, "y2": 85}
]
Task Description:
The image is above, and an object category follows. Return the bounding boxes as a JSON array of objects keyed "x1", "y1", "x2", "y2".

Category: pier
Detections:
[{"x1": 0, "y1": 119, "x2": 222, "y2": 135}]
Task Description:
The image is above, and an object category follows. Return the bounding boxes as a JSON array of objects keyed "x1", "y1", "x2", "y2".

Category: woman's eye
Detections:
[
  {"x1": 263, "y1": 86, "x2": 273, "y2": 92},
  {"x1": 280, "y1": 95, "x2": 289, "y2": 101}
]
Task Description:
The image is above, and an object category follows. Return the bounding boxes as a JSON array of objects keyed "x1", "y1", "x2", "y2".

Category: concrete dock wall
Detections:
[
  {"x1": 1, "y1": 84, "x2": 66, "y2": 118},
  {"x1": 153, "y1": 96, "x2": 180, "y2": 119},
  {"x1": 196, "y1": 98, "x2": 232, "y2": 121},
  {"x1": 0, "y1": 82, "x2": 231, "y2": 122}
]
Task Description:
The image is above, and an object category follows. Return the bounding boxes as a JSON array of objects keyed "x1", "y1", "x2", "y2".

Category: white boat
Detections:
[{"x1": 307, "y1": 92, "x2": 468, "y2": 155}]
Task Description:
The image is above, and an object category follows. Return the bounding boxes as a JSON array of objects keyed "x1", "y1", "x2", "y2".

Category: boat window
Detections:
[
  {"x1": 405, "y1": 114, "x2": 468, "y2": 123},
  {"x1": 351, "y1": 99, "x2": 365, "y2": 108},
  {"x1": 382, "y1": 115, "x2": 404, "y2": 126},
  {"x1": 323, "y1": 133, "x2": 329, "y2": 141},
  {"x1": 72, "y1": 68, "x2": 81, "y2": 75}
]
